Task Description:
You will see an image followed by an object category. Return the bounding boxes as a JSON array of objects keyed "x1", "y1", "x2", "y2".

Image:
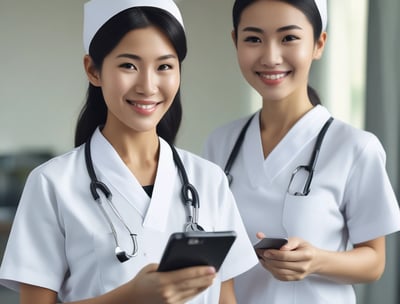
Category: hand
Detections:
[
  {"x1": 127, "y1": 264, "x2": 217, "y2": 304},
  {"x1": 255, "y1": 232, "x2": 319, "y2": 281}
]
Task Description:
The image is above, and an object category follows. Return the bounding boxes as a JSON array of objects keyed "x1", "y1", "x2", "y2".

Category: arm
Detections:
[
  {"x1": 219, "y1": 279, "x2": 236, "y2": 304},
  {"x1": 257, "y1": 235, "x2": 385, "y2": 284},
  {"x1": 20, "y1": 264, "x2": 217, "y2": 304}
]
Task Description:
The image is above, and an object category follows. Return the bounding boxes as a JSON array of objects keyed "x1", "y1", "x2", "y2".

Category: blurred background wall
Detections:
[{"x1": 0, "y1": 0, "x2": 399, "y2": 303}]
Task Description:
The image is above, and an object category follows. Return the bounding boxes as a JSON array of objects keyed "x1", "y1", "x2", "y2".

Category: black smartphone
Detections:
[
  {"x1": 157, "y1": 231, "x2": 237, "y2": 272},
  {"x1": 253, "y1": 237, "x2": 288, "y2": 250}
]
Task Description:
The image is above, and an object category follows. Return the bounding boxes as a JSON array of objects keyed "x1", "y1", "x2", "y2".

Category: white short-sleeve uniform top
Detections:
[
  {"x1": 0, "y1": 128, "x2": 258, "y2": 303},
  {"x1": 203, "y1": 106, "x2": 400, "y2": 304}
]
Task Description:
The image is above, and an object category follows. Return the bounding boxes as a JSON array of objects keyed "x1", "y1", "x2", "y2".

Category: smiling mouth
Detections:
[
  {"x1": 127, "y1": 100, "x2": 159, "y2": 110},
  {"x1": 258, "y1": 72, "x2": 289, "y2": 80}
]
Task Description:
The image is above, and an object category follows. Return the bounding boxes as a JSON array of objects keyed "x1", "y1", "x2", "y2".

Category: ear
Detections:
[
  {"x1": 83, "y1": 55, "x2": 101, "y2": 87},
  {"x1": 231, "y1": 30, "x2": 238, "y2": 48},
  {"x1": 313, "y1": 31, "x2": 327, "y2": 60}
]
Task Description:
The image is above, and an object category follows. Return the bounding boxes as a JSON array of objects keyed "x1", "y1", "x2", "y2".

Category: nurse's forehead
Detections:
[
  {"x1": 240, "y1": 24, "x2": 303, "y2": 35},
  {"x1": 108, "y1": 27, "x2": 177, "y2": 60},
  {"x1": 238, "y1": 0, "x2": 311, "y2": 31},
  {"x1": 115, "y1": 53, "x2": 177, "y2": 61}
]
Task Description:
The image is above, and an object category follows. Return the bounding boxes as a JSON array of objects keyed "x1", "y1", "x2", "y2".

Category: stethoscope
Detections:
[
  {"x1": 224, "y1": 113, "x2": 333, "y2": 196},
  {"x1": 84, "y1": 136, "x2": 204, "y2": 263}
]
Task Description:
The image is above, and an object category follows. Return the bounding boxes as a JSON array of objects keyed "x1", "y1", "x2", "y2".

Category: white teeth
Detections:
[
  {"x1": 260, "y1": 73, "x2": 286, "y2": 80},
  {"x1": 133, "y1": 102, "x2": 156, "y2": 109}
]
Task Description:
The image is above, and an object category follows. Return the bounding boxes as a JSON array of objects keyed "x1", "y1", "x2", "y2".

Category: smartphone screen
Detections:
[{"x1": 158, "y1": 231, "x2": 236, "y2": 272}]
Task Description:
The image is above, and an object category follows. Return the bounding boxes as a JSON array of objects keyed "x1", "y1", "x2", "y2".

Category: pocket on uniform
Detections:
[
  {"x1": 92, "y1": 232, "x2": 142, "y2": 292},
  {"x1": 281, "y1": 192, "x2": 344, "y2": 247}
]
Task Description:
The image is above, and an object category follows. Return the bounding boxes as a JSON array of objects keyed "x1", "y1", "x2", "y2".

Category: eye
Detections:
[
  {"x1": 158, "y1": 64, "x2": 173, "y2": 71},
  {"x1": 243, "y1": 36, "x2": 262, "y2": 43},
  {"x1": 282, "y1": 35, "x2": 299, "y2": 42},
  {"x1": 119, "y1": 63, "x2": 137, "y2": 70}
]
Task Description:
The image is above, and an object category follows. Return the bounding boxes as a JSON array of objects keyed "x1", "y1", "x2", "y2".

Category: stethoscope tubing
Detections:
[
  {"x1": 224, "y1": 113, "x2": 333, "y2": 193},
  {"x1": 84, "y1": 134, "x2": 204, "y2": 262}
]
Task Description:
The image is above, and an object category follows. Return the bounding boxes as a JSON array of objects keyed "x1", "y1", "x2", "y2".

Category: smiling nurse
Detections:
[
  {"x1": 203, "y1": 0, "x2": 400, "y2": 303},
  {"x1": 0, "y1": 0, "x2": 258, "y2": 303}
]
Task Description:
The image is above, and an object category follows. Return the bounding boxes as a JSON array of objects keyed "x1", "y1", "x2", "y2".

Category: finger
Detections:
[
  {"x1": 280, "y1": 237, "x2": 302, "y2": 251},
  {"x1": 263, "y1": 257, "x2": 311, "y2": 275},
  {"x1": 256, "y1": 232, "x2": 266, "y2": 239},
  {"x1": 265, "y1": 247, "x2": 314, "y2": 265},
  {"x1": 168, "y1": 286, "x2": 210, "y2": 303},
  {"x1": 137, "y1": 263, "x2": 159, "y2": 275},
  {"x1": 159, "y1": 266, "x2": 216, "y2": 290},
  {"x1": 174, "y1": 272, "x2": 216, "y2": 292},
  {"x1": 169, "y1": 266, "x2": 216, "y2": 282},
  {"x1": 260, "y1": 259, "x2": 306, "y2": 281},
  {"x1": 162, "y1": 273, "x2": 215, "y2": 303}
]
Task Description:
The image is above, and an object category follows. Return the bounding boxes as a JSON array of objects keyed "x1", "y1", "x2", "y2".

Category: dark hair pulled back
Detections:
[{"x1": 75, "y1": 7, "x2": 187, "y2": 147}]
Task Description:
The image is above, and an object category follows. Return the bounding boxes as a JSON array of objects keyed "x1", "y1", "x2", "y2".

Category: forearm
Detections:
[{"x1": 314, "y1": 237, "x2": 385, "y2": 284}]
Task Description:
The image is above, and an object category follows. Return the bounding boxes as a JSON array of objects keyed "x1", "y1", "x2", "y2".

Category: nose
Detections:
[
  {"x1": 260, "y1": 42, "x2": 282, "y2": 68},
  {"x1": 135, "y1": 70, "x2": 158, "y2": 96}
]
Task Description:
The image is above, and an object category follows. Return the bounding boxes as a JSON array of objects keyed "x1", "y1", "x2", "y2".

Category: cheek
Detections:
[
  {"x1": 102, "y1": 74, "x2": 130, "y2": 97},
  {"x1": 237, "y1": 50, "x2": 257, "y2": 82},
  {"x1": 237, "y1": 48, "x2": 254, "y2": 70},
  {"x1": 289, "y1": 47, "x2": 315, "y2": 75},
  {"x1": 164, "y1": 74, "x2": 181, "y2": 100}
]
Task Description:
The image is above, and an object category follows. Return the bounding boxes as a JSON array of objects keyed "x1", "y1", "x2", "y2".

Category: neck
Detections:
[
  {"x1": 259, "y1": 94, "x2": 314, "y2": 158},
  {"x1": 101, "y1": 125, "x2": 160, "y2": 186}
]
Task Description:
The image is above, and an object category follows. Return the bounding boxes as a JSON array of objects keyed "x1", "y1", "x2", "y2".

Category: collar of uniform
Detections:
[
  {"x1": 90, "y1": 128, "x2": 177, "y2": 231},
  {"x1": 142, "y1": 137, "x2": 177, "y2": 231},
  {"x1": 243, "y1": 105, "x2": 331, "y2": 187}
]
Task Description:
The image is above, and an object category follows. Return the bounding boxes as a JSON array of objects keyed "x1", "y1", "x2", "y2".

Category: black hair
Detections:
[
  {"x1": 75, "y1": 7, "x2": 187, "y2": 147},
  {"x1": 232, "y1": 0, "x2": 323, "y2": 106}
]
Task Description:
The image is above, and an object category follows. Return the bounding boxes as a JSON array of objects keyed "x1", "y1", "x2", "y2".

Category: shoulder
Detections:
[
  {"x1": 329, "y1": 119, "x2": 385, "y2": 158},
  {"x1": 205, "y1": 114, "x2": 256, "y2": 146},
  {"x1": 27, "y1": 146, "x2": 85, "y2": 183},
  {"x1": 202, "y1": 113, "x2": 257, "y2": 165},
  {"x1": 175, "y1": 148, "x2": 226, "y2": 178}
]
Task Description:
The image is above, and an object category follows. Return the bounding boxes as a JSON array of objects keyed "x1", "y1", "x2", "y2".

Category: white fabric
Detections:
[
  {"x1": 315, "y1": 0, "x2": 328, "y2": 31},
  {"x1": 0, "y1": 128, "x2": 258, "y2": 303},
  {"x1": 83, "y1": 0, "x2": 184, "y2": 53},
  {"x1": 203, "y1": 105, "x2": 400, "y2": 304}
]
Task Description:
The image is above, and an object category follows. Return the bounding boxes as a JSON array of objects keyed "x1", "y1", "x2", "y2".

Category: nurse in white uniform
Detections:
[
  {"x1": 203, "y1": 0, "x2": 400, "y2": 303},
  {"x1": 0, "y1": 1, "x2": 258, "y2": 303}
]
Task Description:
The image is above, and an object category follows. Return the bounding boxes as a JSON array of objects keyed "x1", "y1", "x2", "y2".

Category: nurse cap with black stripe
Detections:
[{"x1": 83, "y1": 0, "x2": 184, "y2": 53}]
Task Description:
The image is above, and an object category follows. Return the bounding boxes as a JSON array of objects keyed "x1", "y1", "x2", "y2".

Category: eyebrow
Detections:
[
  {"x1": 242, "y1": 25, "x2": 303, "y2": 34},
  {"x1": 116, "y1": 53, "x2": 177, "y2": 61}
]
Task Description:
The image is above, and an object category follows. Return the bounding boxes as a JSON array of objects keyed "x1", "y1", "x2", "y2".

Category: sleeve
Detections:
[
  {"x1": 213, "y1": 171, "x2": 258, "y2": 281},
  {"x1": 0, "y1": 169, "x2": 68, "y2": 292},
  {"x1": 344, "y1": 135, "x2": 400, "y2": 244}
]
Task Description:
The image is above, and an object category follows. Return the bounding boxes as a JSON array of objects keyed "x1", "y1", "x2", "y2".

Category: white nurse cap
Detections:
[
  {"x1": 83, "y1": 0, "x2": 184, "y2": 53},
  {"x1": 314, "y1": 0, "x2": 328, "y2": 32}
]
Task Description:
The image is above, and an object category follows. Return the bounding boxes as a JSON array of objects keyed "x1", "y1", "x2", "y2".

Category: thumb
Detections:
[
  {"x1": 280, "y1": 237, "x2": 301, "y2": 251},
  {"x1": 256, "y1": 232, "x2": 266, "y2": 239}
]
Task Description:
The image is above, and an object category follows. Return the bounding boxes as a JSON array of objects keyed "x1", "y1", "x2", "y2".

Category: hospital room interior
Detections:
[{"x1": 0, "y1": 0, "x2": 399, "y2": 303}]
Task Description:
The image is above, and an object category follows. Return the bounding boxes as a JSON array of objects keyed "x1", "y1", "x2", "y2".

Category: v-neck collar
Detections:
[
  {"x1": 90, "y1": 129, "x2": 177, "y2": 232},
  {"x1": 243, "y1": 106, "x2": 331, "y2": 187}
]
